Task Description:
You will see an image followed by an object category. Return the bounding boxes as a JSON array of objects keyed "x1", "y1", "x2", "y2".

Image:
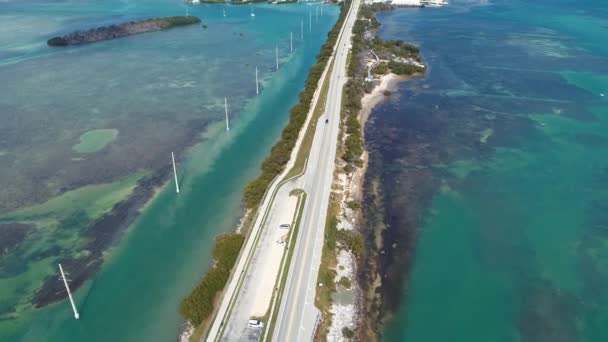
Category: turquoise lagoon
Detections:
[
  {"x1": 0, "y1": 1, "x2": 338, "y2": 341},
  {"x1": 361, "y1": 0, "x2": 608, "y2": 341}
]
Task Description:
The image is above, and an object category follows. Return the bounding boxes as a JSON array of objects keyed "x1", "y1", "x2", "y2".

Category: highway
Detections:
[
  {"x1": 205, "y1": 0, "x2": 360, "y2": 340},
  {"x1": 272, "y1": 0, "x2": 361, "y2": 340}
]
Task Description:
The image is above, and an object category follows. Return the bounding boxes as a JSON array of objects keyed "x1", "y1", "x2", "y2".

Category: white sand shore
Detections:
[{"x1": 360, "y1": 73, "x2": 408, "y2": 125}]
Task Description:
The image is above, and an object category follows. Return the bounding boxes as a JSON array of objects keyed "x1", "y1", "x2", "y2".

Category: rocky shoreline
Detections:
[
  {"x1": 333, "y1": 4, "x2": 426, "y2": 341},
  {"x1": 325, "y1": 70, "x2": 417, "y2": 341},
  {"x1": 47, "y1": 16, "x2": 201, "y2": 46}
]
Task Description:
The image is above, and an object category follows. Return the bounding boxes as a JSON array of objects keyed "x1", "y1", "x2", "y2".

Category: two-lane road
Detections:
[{"x1": 272, "y1": 0, "x2": 361, "y2": 340}]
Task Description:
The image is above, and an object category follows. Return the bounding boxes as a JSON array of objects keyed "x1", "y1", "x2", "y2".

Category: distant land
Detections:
[{"x1": 47, "y1": 16, "x2": 201, "y2": 46}]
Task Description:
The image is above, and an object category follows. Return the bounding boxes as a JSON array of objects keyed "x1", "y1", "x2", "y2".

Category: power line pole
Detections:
[
  {"x1": 171, "y1": 152, "x2": 180, "y2": 194},
  {"x1": 290, "y1": 32, "x2": 293, "y2": 53},
  {"x1": 224, "y1": 97, "x2": 230, "y2": 131},
  {"x1": 58, "y1": 264, "x2": 80, "y2": 320},
  {"x1": 255, "y1": 65, "x2": 259, "y2": 95},
  {"x1": 275, "y1": 45, "x2": 279, "y2": 71}
]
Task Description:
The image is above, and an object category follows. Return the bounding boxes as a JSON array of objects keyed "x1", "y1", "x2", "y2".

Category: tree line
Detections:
[
  {"x1": 179, "y1": 233, "x2": 245, "y2": 326},
  {"x1": 178, "y1": 0, "x2": 354, "y2": 330},
  {"x1": 341, "y1": 5, "x2": 425, "y2": 170},
  {"x1": 243, "y1": 0, "x2": 353, "y2": 209}
]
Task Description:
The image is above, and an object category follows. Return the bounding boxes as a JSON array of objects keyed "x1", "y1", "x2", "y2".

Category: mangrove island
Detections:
[{"x1": 47, "y1": 16, "x2": 201, "y2": 46}]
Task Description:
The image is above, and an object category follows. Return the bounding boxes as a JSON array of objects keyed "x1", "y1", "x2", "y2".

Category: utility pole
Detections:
[
  {"x1": 58, "y1": 264, "x2": 80, "y2": 320},
  {"x1": 224, "y1": 97, "x2": 230, "y2": 131},
  {"x1": 171, "y1": 152, "x2": 180, "y2": 194},
  {"x1": 290, "y1": 32, "x2": 293, "y2": 54},
  {"x1": 309, "y1": 11, "x2": 312, "y2": 32},
  {"x1": 301, "y1": 19, "x2": 304, "y2": 40},
  {"x1": 275, "y1": 45, "x2": 279, "y2": 71},
  {"x1": 255, "y1": 66, "x2": 259, "y2": 95}
]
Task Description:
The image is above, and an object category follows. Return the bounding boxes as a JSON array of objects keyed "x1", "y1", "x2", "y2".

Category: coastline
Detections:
[
  {"x1": 317, "y1": 2, "x2": 429, "y2": 339},
  {"x1": 325, "y1": 71, "x2": 408, "y2": 341},
  {"x1": 329, "y1": 73, "x2": 400, "y2": 341},
  {"x1": 360, "y1": 73, "x2": 406, "y2": 125}
]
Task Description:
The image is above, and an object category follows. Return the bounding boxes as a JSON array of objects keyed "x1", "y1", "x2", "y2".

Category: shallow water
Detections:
[
  {"x1": 362, "y1": 0, "x2": 608, "y2": 341},
  {"x1": 0, "y1": 1, "x2": 337, "y2": 341}
]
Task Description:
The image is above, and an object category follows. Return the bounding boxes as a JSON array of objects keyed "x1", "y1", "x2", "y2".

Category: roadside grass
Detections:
[
  {"x1": 312, "y1": 74, "x2": 353, "y2": 337},
  {"x1": 314, "y1": 197, "x2": 340, "y2": 340},
  {"x1": 262, "y1": 191, "x2": 307, "y2": 342},
  {"x1": 284, "y1": 59, "x2": 335, "y2": 181}
]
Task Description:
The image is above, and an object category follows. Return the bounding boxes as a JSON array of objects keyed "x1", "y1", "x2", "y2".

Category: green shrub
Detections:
[
  {"x1": 346, "y1": 200, "x2": 361, "y2": 210},
  {"x1": 179, "y1": 233, "x2": 244, "y2": 325},
  {"x1": 343, "y1": 164, "x2": 354, "y2": 174},
  {"x1": 338, "y1": 276, "x2": 351, "y2": 289},
  {"x1": 336, "y1": 230, "x2": 364, "y2": 259},
  {"x1": 326, "y1": 214, "x2": 338, "y2": 250},
  {"x1": 373, "y1": 62, "x2": 389, "y2": 75},
  {"x1": 388, "y1": 60, "x2": 424, "y2": 75},
  {"x1": 342, "y1": 326, "x2": 355, "y2": 339}
]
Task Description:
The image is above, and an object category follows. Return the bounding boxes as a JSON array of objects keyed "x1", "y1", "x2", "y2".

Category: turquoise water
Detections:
[
  {"x1": 362, "y1": 0, "x2": 608, "y2": 341},
  {"x1": 0, "y1": 1, "x2": 337, "y2": 341}
]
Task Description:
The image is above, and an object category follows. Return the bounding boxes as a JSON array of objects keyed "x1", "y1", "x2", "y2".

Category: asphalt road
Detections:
[
  {"x1": 205, "y1": 0, "x2": 360, "y2": 340},
  {"x1": 218, "y1": 181, "x2": 299, "y2": 342},
  {"x1": 272, "y1": 0, "x2": 361, "y2": 341}
]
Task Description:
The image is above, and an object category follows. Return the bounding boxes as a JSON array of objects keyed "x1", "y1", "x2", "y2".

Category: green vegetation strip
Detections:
[
  {"x1": 243, "y1": 0, "x2": 353, "y2": 209},
  {"x1": 314, "y1": 201, "x2": 340, "y2": 340},
  {"x1": 284, "y1": 58, "x2": 335, "y2": 180},
  {"x1": 262, "y1": 191, "x2": 306, "y2": 342},
  {"x1": 341, "y1": 15, "x2": 367, "y2": 170},
  {"x1": 179, "y1": 233, "x2": 245, "y2": 326},
  {"x1": 188, "y1": 179, "x2": 274, "y2": 342}
]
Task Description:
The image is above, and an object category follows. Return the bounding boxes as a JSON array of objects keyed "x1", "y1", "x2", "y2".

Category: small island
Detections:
[{"x1": 47, "y1": 16, "x2": 201, "y2": 46}]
